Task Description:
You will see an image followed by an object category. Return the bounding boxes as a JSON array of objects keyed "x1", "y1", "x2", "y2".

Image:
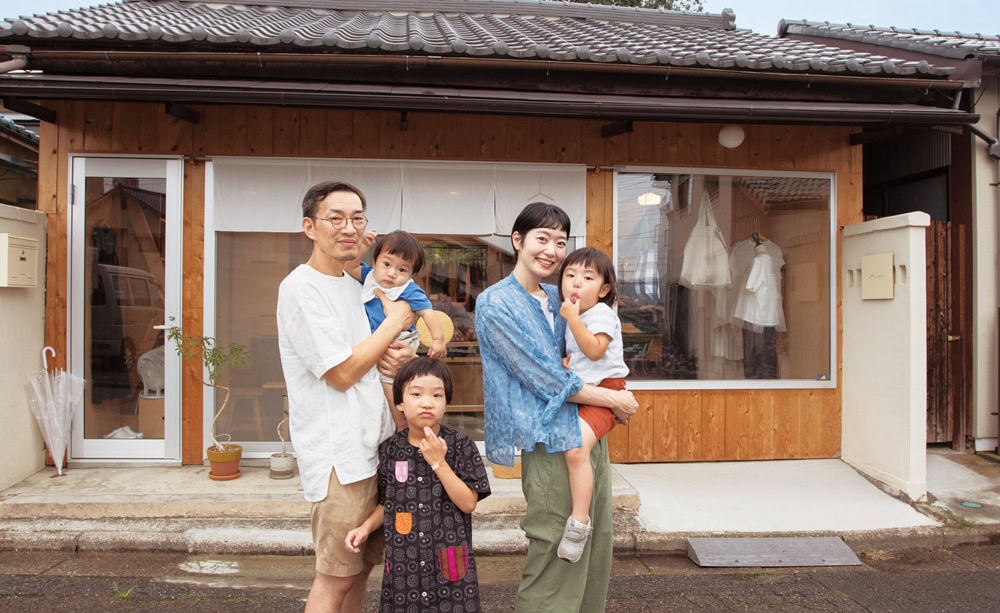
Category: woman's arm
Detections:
[{"x1": 569, "y1": 384, "x2": 638, "y2": 424}]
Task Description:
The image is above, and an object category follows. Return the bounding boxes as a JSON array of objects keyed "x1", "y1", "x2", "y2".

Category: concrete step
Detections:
[{"x1": 0, "y1": 463, "x2": 643, "y2": 555}]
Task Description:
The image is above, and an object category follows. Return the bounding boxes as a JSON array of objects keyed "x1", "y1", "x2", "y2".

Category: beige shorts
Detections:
[{"x1": 310, "y1": 466, "x2": 385, "y2": 577}]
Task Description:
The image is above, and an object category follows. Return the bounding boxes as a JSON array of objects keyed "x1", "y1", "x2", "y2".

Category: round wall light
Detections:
[{"x1": 718, "y1": 124, "x2": 746, "y2": 149}]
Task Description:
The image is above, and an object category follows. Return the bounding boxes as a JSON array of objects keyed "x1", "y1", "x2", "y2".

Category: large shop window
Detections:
[
  {"x1": 209, "y1": 159, "x2": 584, "y2": 447},
  {"x1": 616, "y1": 170, "x2": 835, "y2": 386}
]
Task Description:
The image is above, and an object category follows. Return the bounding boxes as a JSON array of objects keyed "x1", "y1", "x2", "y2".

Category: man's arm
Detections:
[{"x1": 322, "y1": 290, "x2": 416, "y2": 392}]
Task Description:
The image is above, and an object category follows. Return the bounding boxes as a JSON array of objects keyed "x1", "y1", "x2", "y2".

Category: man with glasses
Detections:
[{"x1": 277, "y1": 180, "x2": 416, "y2": 612}]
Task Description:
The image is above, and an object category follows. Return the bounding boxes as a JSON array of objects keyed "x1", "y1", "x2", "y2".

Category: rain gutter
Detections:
[
  {"x1": 0, "y1": 72, "x2": 979, "y2": 127},
  {"x1": 3, "y1": 48, "x2": 968, "y2": 92}
]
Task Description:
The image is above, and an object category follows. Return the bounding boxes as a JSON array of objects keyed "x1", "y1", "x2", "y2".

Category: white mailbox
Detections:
[{"x1": 0, "y1": 234, "x2": 39, "y2": 288}]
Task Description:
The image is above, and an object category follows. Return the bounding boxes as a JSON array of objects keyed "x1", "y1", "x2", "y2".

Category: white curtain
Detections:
[
  {"x1": 401, "y1": 163, "x2": 496, "y2": 235},
  {"x1": 212, "y1": 158, "x2": 585, "y2": 237}
]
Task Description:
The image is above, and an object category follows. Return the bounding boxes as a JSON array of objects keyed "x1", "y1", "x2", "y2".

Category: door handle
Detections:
[
  {"x1": 947, "y1": 335, "x2": 961, "y2": 341},
  {"x1": 153, "y1": 315, "x2": 178, "y2": 331}
]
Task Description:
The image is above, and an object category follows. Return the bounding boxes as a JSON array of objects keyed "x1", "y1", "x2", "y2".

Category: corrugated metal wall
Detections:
[{"x1": 864, "y1": 128, "x2": 951, "y2": 186}]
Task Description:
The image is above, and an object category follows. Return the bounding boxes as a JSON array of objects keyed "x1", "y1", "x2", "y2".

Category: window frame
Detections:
[{"x1": 613, "y1": 166, "x2": 838, "y2": 391}]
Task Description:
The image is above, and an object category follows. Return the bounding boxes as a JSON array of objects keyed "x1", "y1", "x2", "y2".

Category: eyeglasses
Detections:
[{"x1": 310, "y1": 214, "x2": 368, "y2": 230}]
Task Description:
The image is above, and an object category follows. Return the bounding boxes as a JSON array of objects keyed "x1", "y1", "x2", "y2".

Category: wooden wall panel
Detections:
[
  {"x1": 701, "y1": 390, "x2": 726, "y2": 460},
  {"x1": 46, "y1": 102, "x2": 856, "y2": 463},
  {"x1": 299, "y1": 108, "x2": 327, "y2": 156},
  {"x1": 84, "y1": 101, "x2": 113, "y2": 151},
  {"x1": 676, "y1": 391, "x2": 701, "y2": 461},
  {"x1": 505, "y1": 116, "x2": 533, "y2": 161},
  {"x1": 724, "y1": 390, "x2": 751, "y2": 459},
  {"x1": 111, "y1": 102, "x2": 139, "y2": 152},
  {"x1": 181, "y1": 159, "x2": 206, "y2": 464},
  {"x1": 272, "y1": 107, "x2": 300, "y2": 156},
  {"x1": 629, "y1": 391, "x2": 656, "y2": 462},
  {"x1": 747, "y1": 389, "x2": 775, "y2": 459},
  {"x1": 192, "y1": 105, "x2": 221, "y2": 155},
  {"x1": 39, "y1": 108, "x2": 65, "y2": 370},
  {"x1": 218, "y1": 106, "x2": 248, "y2": 155},
  {"x1": 246, "y1": 106, "x2": 274, "y2": 155},
  {"x1": 137, "y1": 103, "x2": 162, "y2": 153},
  {"x1": 165, "y1": 110, "x2": 194, "y2": 154},
  {"x1": 653, "y1": 392, "x2": 678, "y2": 462},
  {"x1": 773, "y1": 388, "x2": 802, "y2": 457},
  {"x1": 325, "y1": 109, "x2": 354, "y2": 158}
]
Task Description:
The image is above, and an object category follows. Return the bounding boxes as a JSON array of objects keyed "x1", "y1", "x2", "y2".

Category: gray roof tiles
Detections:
[
  {"x1": 0, "y1": 1, "x2": 958, "y2": 77},
  {"x1": 781, "y1": 20, "x2": 1000, "y2": 60}
]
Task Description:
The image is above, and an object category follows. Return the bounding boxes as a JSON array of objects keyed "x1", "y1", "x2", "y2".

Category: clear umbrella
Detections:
[{"x1": 24, "y1": 346, "x2": 85, "y2": 476}]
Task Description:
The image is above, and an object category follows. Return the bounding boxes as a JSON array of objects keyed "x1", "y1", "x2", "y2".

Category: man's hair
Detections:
[
  {"x1": 392, "y1": 357, "x2": 453, "y2": 406},
  {"x1": 300, "y1": 181, "x2": 367, "y2": 219},
  {"x1": 510, "y1": 201, "x2": 571, "y2": 251},
  {"x1": 371, "y1": 231, "x2": 426, "y2": 274},
  {"x1": 558, "y1": 246, "x2": 618, "y2": 307}
]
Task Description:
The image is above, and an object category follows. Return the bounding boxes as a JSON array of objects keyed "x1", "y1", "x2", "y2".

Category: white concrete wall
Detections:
[
  {"x1": 842, "y1": 212, "x2": 930, "y2": 501},
  {"x1": 0, "y1": 204, "x2": 47, "y2": 490},
  {"x1": 971, "y1": 77, "x2": 1000, "y2": 450}
]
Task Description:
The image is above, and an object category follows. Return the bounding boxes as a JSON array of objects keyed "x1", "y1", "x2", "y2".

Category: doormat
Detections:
[{"x1": 687, "y1": 536, "x2": 861, "y2": 567}]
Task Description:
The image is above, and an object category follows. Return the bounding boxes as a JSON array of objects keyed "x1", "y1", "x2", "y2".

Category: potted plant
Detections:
[
  {"x1": 269, "y1": 404, "x2": 295, "y2": 480},
  {"x1": 167, "y1": 327, "x2": 249, "y2": 480}
]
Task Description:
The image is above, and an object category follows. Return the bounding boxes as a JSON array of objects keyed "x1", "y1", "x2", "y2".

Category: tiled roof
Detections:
[
  {"x1": 0, "y1": 115, "x2": 39, "y2": 144},
  {"x1": 780, "y1": 20, "x2": 1000, "y2": 60},
  {"x1": 0, "y1": 0, "x2": 956, "y2": 77}
]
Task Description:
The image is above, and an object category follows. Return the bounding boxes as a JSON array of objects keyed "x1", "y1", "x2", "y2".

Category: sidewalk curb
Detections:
[{"x1": 4, "y1": 521, "x2": 999, "y2": 557}]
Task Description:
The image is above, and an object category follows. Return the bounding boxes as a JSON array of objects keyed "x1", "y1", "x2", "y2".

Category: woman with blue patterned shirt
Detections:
[{"x1": 475, "y1": 201, "x2": 638, "y2": 613}]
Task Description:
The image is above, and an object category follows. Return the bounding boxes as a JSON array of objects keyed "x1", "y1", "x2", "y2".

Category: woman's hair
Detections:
[
  {"x1": 371, "y1": 231, "x2": 426, "y2": 274},
  {"x1": 392, "y1": 357, "x2": 453, "y2": 405},
  {"x1": 510, "y1": 201, "x2": 571, "y2": 251},
  {"x1": 300, "y1": 180, "x2": 367, "y2": 218},
  {"x1": 558, "y1": 247, "x2": 618, "y2": 307}
]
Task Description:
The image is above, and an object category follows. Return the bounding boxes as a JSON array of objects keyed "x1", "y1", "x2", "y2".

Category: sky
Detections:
[{"x1": 7, "y1": 0, "x2": 1000, "y2": 37}]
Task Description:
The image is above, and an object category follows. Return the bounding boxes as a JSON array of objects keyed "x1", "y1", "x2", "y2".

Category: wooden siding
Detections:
[{"x1": 38, "y1": 102, "x2": 860, "y2": 463}]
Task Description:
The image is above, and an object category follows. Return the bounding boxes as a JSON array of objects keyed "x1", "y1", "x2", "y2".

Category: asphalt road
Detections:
[{"x1": 2, "y1": 542, "x2": 1000, "y2": 612}]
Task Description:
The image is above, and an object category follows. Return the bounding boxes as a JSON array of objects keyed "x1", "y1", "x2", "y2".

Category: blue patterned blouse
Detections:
[{"x1": 475, "y1": 274, "x2": 583, "y2": 467}]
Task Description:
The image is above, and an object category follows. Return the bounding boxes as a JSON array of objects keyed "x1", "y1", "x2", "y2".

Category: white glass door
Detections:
[{"x1": 70, "y1": 157, "x2": 183, "y2": 461}]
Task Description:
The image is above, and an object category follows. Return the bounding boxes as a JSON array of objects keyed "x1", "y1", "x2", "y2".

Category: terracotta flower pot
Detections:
[
  {"x1": 207, "y1": 444, "x2": 243, "y2": 481},
  {"x1": 269, "y1": 452, "x2": 296, "y2": 480}
]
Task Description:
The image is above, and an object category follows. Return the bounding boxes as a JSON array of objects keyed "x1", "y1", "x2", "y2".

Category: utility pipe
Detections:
[{"x1": 0, "y1": 57, "x2": 26, "y2": 74}]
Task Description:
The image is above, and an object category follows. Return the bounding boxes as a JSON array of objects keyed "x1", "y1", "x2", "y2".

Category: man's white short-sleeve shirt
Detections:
[{"x1": 277, "y1": 264, "x2": 394, "y2": 502}]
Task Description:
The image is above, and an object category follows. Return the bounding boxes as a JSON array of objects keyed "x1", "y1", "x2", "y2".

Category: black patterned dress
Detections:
[{"x1": 378, "y1": 426, "x2": 491, "y2": 613}]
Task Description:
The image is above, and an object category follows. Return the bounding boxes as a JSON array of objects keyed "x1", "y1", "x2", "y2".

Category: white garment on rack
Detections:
[{"x1": 733, "y1": 250, "x2": 786, "y2": 332}]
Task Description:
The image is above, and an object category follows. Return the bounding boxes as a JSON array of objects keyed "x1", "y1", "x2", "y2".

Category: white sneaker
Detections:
[
  {"x1": 103, "y1": 426, "x2": 144, "y2": 439},
  {"x1": 557, "y1": 516, "x2": 592, "y2": 563}
]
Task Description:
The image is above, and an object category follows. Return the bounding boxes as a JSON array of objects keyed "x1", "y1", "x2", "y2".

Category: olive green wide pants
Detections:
[{"x1": 516, "y1": 438, "x2": 613, "y2": 613}]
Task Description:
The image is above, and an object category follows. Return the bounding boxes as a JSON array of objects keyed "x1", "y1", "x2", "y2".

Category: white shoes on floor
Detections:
[{"x1": 103, "y1": 426, "x2": 144, "y2": 439}]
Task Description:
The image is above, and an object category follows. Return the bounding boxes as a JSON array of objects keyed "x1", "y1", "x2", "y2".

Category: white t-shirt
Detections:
[
  {"x1": 565, "y1": 302, "x2": 629, "y2": 385},
  {"x1": 276, "y1": 264, "x2": 394, "y2": 502}
]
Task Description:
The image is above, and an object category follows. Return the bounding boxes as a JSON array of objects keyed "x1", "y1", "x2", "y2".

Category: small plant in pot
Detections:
[
  {"x1": 167, "y1": 327, "x2": 249, "y2": 481},
  {"x1": 269, "y1": 406, "x2": 295, "y2": 480}
]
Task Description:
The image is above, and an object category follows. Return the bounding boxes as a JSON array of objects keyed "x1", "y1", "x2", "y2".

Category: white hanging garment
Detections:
[
  {"x1": 733, "y1": 246, "x2": 786, "y2": 332},
  {"x1": 680, "y1": 193, "x2": 731, "y2": 289}
]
